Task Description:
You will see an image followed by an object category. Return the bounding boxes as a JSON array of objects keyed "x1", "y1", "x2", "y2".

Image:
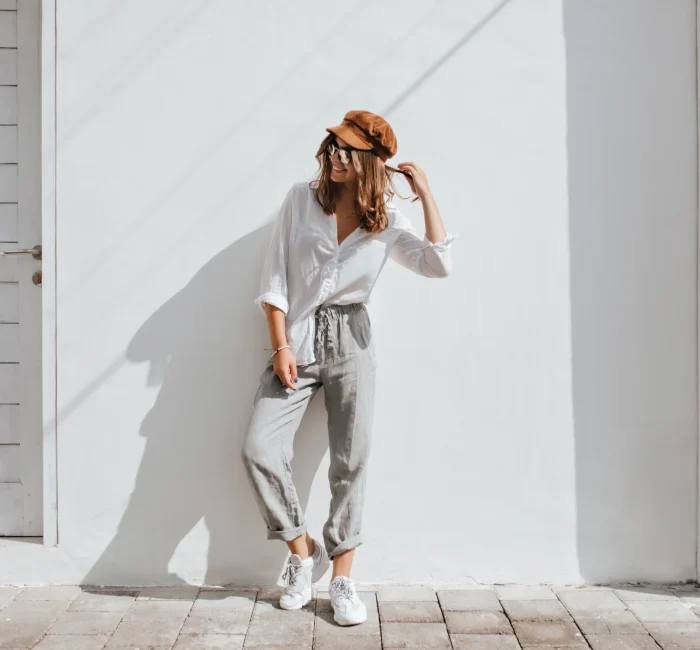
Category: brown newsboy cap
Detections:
[{"x1": 326, "y1": 110, "x2": 397, "y2": 161}]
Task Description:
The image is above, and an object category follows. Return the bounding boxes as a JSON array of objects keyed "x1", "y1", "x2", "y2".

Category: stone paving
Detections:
[{"x1": 0, "y1": 583, "x2": 698, "y2": 649}]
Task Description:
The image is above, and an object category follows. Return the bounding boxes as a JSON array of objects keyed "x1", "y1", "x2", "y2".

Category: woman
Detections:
[{"x1": 241, "y1": 110, "x2": 456, "y2": 626}]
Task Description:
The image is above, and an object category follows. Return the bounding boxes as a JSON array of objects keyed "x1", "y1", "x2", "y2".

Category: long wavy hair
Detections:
[{"x1": 311, "y1": 133, "x2": 411, "y2": 235}]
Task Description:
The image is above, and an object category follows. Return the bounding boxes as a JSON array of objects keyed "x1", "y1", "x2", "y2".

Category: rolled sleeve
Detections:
[
  {"x1": 254, "y1": 291, "x2": 289, "y2": 315},
  {"x1": 254, "y1": 186, "x2": 295, "y2": 315},
  {"x1": 389, "y1": 210, "x2": 458, "y2": 278}
]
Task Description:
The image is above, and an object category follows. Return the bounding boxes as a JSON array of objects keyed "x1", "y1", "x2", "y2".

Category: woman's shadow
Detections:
[{"x1": 81, "y1": 220, "x2": 330, "y2": 587}]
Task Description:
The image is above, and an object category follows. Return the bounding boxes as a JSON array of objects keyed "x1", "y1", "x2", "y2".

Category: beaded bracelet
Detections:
[{"x1": 270, "y1": 344, "x2": 291, "y2": 359}]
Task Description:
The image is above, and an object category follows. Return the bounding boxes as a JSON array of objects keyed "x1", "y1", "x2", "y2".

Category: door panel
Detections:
[
  {"x1": 0, "y1": 166, "x2": 17, "y2": 201},
  {"x1": 0, "y1": 205, "x2": 17, "y2": 241},
  {"x1": 0, "y1": 484, "x2": 22, "y2": 534},
  {"x1": 0, "y1": 403, "x2": 18, "y2": 442},
  {"x1": 0, "y1": 280, "x2": 16, "y2": 320},
  {"x1": 0, "y1": 363, "x2": 19, "y2": 403},
  {"x1": 0, "y1": 323, "x2": 18, "y2": 361},
  {"x1": 0, "y1": 12, "x2": 16, "y2": 47},
  {"x1": 0, "y1": 246, "x2": 17, "y2": 281},
  {"x1": 0, "y1": 87, "x2": 17, "y2": 123},
  {"x1": 0, "y1": 445, "x2": 19, "y2": 481},
  {"x1": 0, "y1": 0, "x2": 41, "y2": 536},
  {"x1": 0, "y1": 125, "x2": 17, "y2": 162}
]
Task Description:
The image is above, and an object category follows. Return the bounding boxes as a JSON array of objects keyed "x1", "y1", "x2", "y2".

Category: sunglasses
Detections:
[
  {"x1": 326, "y1": 141, "x2": 355, "y2": 165},
  {"x1": 326, "y1": 137, "x2": 414, "y2": 184}
]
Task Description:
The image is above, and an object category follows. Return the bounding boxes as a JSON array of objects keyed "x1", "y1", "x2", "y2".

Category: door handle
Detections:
[{"x1": 0, "y1": 244, "x2": 42, "y2": 260}]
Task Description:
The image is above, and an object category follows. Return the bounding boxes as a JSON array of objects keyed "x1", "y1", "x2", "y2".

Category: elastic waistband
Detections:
[{"x1": 314, "y1": 302, "x2": 365, "y2": 317}]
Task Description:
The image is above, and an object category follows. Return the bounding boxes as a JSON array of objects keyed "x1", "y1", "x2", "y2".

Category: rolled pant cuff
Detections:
[
  {"x1": 328, "y1": 534, "x2": 363, "y2": 558},
  {"x1": 266, "y1": 522, "x2": 307, "y2": 542}
]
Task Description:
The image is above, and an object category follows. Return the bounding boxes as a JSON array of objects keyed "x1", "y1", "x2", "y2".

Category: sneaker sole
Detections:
[
  {"x1": 333, "y1": 612, "x2": 367, "y2": 626},
  {"x1": 279, "y1": 588, "x2": 314, "y2": 611}
]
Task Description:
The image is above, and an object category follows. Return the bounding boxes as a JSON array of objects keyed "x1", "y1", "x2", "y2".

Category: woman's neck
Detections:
[{"x1": 334, "y1": 180, "x2": 358, "y2": 203}]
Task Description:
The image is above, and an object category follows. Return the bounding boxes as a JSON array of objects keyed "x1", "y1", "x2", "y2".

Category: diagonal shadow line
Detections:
[
  {"x1": 62, "y1": 4, "x2": 465, "y2": 366},
  {"x1": 54, "y1": 3, "x2": 510, "y2": 422},
  {"x1": 59, "y1": 0, "x2": 436, "y2": 309},
  {"x1": 383, "y1": 0, "x2": 516, "y2": 116},
  {"x1": 59, "y1": 0, "x2": 215, "y2": 145},
  {"x1": 59, "y1": 0, "x2": 373, "y2": 307},
  {"x1": 55, "y1": 3, "x2": 420, "y2": 425},
  {"x1": 63, "y1": 0, "x2": 127, "y2": 54},
  {"x1": 48, "y1": 355, "x2": 126, "y2": 430}
]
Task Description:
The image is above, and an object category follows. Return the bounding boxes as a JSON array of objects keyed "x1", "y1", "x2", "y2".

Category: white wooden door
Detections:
[{"x1": 0, "y1": 0, "x2": 42, "y2": 536}]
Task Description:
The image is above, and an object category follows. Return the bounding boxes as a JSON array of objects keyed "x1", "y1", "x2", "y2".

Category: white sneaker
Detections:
[
  {"x1": 279, "y1": 537, "x2": 329, "y2": 610},
  {"x1": 279, "y1": 553, "x2": 313, "y2": 610},
  {"x1": 328, "y1": 575, "x2": 367, "y2": 626}
]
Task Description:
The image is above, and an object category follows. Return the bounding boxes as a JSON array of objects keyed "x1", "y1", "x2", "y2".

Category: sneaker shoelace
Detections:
[
  {"x1": 330, "y1": 577, "x2": 357, "y2": 603},
  {"x1": 282, "y1": 562, "x2": 302, "y2": 588}
]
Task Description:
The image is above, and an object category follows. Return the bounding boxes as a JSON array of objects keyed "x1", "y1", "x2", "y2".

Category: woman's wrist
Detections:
[
  {"x1": 418, "y1": 186, "x2": 434, "y2": 202},
  {"x1": 271, "y1": 344, "x2": 290, "y2": 359}
]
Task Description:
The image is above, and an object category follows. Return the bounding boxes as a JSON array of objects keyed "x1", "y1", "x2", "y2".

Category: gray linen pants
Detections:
[{"x1": 241, "y1": 303, "x2": 376, "y2": 558}]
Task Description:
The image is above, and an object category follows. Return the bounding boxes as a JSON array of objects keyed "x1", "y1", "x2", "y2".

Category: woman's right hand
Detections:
[{"x1": 273, "y1": 348, "x2": 298, "y2": 390}]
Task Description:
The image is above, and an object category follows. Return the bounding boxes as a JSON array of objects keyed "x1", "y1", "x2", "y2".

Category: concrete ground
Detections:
[{"x1": 0, "y1": 583, "x2": 697, "y2": 649}]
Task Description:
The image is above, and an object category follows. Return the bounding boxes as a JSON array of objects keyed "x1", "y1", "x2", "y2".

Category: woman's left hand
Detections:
[{"x1": 397, "y1": 162, "x2": 431, "y2": 198}]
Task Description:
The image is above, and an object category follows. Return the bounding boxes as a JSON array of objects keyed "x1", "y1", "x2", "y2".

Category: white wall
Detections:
[{"x1": 34, "y1": 0, "x2": 699, "y2": 585}]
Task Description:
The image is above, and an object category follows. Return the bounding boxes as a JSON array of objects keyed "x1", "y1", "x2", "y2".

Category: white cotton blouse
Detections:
[{"x1": 254, "y1": 180, "x2": 458, "y2": 366}]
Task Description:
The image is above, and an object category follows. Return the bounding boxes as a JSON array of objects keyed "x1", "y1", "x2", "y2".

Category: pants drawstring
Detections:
[{"x1": 314, "y1": 308, "x2": 329, "y2": 355}]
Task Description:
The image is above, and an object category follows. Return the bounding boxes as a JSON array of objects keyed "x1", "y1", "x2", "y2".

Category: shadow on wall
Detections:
[
  {"x1": 564, "y1": 0, "x2": 697, "y2": 582},
  {"x1": 81, "y1": 220, "x2": 330, "y2": 587}
]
